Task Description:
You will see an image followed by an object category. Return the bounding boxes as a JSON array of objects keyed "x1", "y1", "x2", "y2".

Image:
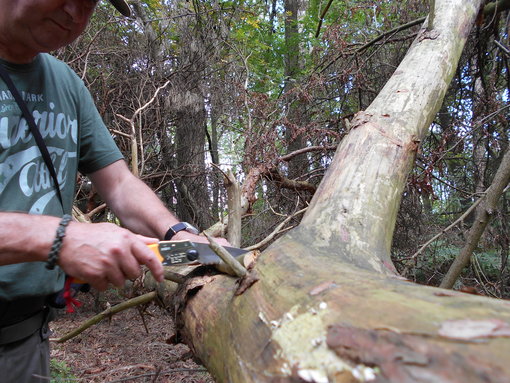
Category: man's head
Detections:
[{"x1": 0, "y1": 0, "x2": 131, "y2": 64}]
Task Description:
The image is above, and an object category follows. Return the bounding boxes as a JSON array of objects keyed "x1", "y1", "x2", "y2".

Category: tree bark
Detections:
[
  {"x1": 175, "y1": 103, "x2": 212, "y2": 229},
  {"x1": 170, "y1": 1, "x2": 510, "y2": 382},
  {"x1": 171, "y1": 6, "x2": 214, "y2": 231}
]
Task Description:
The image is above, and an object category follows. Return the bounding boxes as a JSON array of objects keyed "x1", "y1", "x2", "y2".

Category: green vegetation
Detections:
[{"x1": 50, "y1": 359, "x2": 77, "y2": 383}]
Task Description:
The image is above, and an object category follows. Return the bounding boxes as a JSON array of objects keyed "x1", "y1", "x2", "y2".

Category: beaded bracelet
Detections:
[{"x1": 46, "y1": 214, "x2": 72, "y2": 270}]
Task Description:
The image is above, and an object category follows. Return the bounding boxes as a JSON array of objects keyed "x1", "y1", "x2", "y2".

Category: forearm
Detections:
[
  {"x1": 107, "y1": 176, "x2": 179, "y2": 238},
  {"x1": 0, "y1": 208, "x2": 165, "y2": 291},
  {"x1": 104, "y1": 177, "x2": 226, "y2": 244},
  {"x1": 89, "y1": 161, "x2": 179, "y2": 239},
  {"x1": 89, "y1": 161, "x2": 228, "y2": 246},
  {"x1": 0, "y1": 212, "x2": 59, "y2": 265}
]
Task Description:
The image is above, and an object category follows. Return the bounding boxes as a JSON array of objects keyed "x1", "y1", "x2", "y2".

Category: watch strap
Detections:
[{"x1": 164, "y1": 222, "x2": 189, "y2": 241}]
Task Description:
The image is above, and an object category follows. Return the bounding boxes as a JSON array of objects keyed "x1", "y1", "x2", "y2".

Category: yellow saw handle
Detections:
[{"x1": 148, "y1": 243, "x2": 164, "y2": 263}]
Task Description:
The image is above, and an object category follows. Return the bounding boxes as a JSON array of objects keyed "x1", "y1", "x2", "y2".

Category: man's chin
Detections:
[
  {"x1": 34, "y1": 39, "x2": 75, "y2": 55},
  {"x1": 31, "y1": 28, "x2": 78, "y2": 53}
]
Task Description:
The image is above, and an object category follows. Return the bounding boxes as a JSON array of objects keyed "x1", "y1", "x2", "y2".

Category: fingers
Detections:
[
  {"x1": 132, "y1": 235, "x2": 163, "y2": 281},
  {"x1": 135, "y1": 234, "x2": 159, "y2": 245},
  {"x1": 59, "y1": 223, "x2": 164, "y2": 289},
  {"x1": 131, "y1": 240, "x2": 164, "y2": 282}
]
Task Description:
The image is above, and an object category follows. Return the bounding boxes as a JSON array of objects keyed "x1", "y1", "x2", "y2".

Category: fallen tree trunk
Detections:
[
  {"x1": 170, "y1": 1, "x2": 510, "y2": 382},
  {"x1": 177, "y1": 234, "x2": 510, "y2": 382}
]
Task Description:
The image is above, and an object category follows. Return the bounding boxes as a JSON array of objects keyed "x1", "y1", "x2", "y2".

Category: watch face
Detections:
[
  {"x1": 174, "y1": 222, "x2": 199, "y2": 235},
  {"x1": 182, "y1": 222, "x2": 199, "y2": 235},
  {"x1": 165, "y1": 222, "x2": 200, "y2": 240},
  {"x1": 172, "y1": 222, "x2": 186, "y2": 233}
]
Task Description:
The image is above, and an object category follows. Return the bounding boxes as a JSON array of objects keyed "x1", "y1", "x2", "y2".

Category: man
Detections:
[{"x1": 0, "y1": 1, "x2": 215, "y2": 381}]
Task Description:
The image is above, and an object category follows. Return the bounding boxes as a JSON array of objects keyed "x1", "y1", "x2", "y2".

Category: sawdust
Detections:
[{"x1": 50, "y1": 289, "x2": 214, "y2": 383}]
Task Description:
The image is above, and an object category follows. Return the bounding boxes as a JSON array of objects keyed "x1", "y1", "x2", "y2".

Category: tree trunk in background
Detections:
[
  {"x1": 472, "y1": 76, "x2": 489, "y2": 195},
  {"x1": 174, "y1": 99, "x2": 213, "y2": 230},
  {"x1": 171, "y1": 6, "x2": 214, "y2": 230},
  {"x1": 284, "y1": 0, "x2": 308, "y2": 180},
  {"x1": 169, "y1": 1, "x2": 510, "y2": 381},
  {"x1": 132, "y1": 0, "x2": 162, "y2": 67},
  {"x1": 209, "y1": 109, "x2": 221, "y2": 221}
]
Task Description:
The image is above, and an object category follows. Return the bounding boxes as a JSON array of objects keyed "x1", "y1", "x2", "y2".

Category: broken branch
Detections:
[{"x1": 204, "y1": 233, "x2": 247, "y2": 278}]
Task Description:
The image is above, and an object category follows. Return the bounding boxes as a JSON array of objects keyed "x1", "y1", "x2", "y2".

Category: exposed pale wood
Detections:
[
  {"x1": 204, "y1": 233, "x2": 247, "y2": 278},
  {"x1": 225, "y1": 169, "x2": 242, "y2": 247}
]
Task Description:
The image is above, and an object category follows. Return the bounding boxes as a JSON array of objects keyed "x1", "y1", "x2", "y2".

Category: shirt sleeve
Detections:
[{"x1": 76, "y1": 85, "x2": 124, "y2": 175}]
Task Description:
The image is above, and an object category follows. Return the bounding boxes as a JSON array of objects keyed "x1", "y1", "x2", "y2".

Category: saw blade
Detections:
[
  {"x1": 190, "y1": 242, "x2": 248, "y2": 265},
  {"x1": 148, "y1": 240, "x2": 247, "y2": 266}
]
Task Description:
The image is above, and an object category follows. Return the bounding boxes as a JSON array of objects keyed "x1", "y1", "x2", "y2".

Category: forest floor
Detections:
[{"x1": 50, "y1": 289, "x2": 214, "y2": 383}]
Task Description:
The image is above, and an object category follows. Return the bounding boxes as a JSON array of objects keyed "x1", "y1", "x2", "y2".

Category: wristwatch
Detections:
[{"x1": 164, "y1": 222, "x2": 199, "y2": 240}]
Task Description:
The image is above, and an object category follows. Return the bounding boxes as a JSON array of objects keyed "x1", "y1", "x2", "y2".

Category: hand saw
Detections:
[
  {"x1": 148, "y1": 240, "x2": 247, "y2": 266},
  {"x1": 59, "y1": 240, "x2": 246, "y2": 310},
  {"x1": 70, "y1": 240, "x2": 246, "y2": 284}
]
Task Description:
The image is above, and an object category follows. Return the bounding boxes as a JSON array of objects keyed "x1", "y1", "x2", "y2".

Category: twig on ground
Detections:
[{"x1": 54, "y1": 292, "x2": 157, "y2": 343}]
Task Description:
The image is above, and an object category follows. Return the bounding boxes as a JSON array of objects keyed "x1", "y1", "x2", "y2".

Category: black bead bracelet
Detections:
[{"x1": 46, "y1": 214, "x2": 72, "y2": 270}]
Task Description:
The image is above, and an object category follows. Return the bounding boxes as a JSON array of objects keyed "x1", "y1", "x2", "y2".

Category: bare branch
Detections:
[
  {"x1": 405, "y1": 197, "x2": 483, "y2": 274},
  {"x1": 204, "y1": 233, "x2": 247, "y2": 278},
  {"x1": 245, "y1": 207, "x2": 307, "y2": 251},
  {"x1": 56, "y1": 292, "x2": 157, "y2": 343}
]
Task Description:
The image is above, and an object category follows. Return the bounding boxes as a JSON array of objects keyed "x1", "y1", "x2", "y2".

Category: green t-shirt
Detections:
[{"x1": 0, "y1": 53, "x2": 123, "y2": 300}]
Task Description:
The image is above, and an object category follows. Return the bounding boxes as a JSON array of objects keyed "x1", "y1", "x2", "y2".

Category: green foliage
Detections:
[
  {"x1": 473, "y1": 250, "x2": 504, "y2": 280},
  {"x1": 408, "y1": 238, "x2": 506, "y2": 289},
  {"x1": 413, "y1": 240, "x2": 457, "y2": 284},
  {"x1": 50, "y1": 359, "x2": 77, "y2": 383}
]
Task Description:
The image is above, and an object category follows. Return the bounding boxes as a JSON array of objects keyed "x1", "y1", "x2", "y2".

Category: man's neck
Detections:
[{"x1": 0, "y1": 41, "x2": 37, "y2": 64}]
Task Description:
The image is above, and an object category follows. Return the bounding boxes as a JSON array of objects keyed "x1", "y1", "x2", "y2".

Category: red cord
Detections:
[{"x1": 63, "y1": 277, "x2": 82, "y2": 313}]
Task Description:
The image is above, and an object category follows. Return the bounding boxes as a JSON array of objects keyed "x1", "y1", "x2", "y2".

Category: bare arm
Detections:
[
  {"x1": 88, "y1": 160, "x2": 224, "y2": 244},
  {"x1": 88, "y1": 160, "x2": 179, "y2": 239},
  {"x1": 0, "y1": 211, "x2": 164, "y2": 290},
  {"x1": 0, "y1": 160, "x2": 180, "y2": 265},
  {"x1": 0, "y1": 160, "x2": 228, "y2": 291},
  {"x1": 0, "y1": 212, "x2": 61, "y2": 265}
]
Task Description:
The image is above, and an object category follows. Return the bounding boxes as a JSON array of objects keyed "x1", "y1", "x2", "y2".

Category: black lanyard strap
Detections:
[{"x1": 0, "y1": 64, "x2": 64, "y2": 211}]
